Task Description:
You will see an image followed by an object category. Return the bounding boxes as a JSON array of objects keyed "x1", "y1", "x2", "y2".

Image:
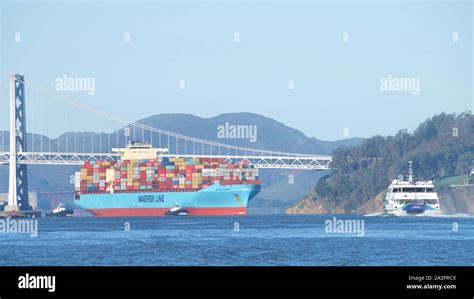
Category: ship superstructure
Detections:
[{"x1": 384, "y1": 161, "x2": 440, "y2": 216}]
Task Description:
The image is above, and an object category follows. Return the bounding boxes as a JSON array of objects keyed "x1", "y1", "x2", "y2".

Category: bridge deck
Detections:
[{"x1": 0, "y1": 151, "x2": 332, "y2": 170}]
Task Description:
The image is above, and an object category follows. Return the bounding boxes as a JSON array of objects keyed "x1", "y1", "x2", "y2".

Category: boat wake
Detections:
[
  {"x1": 363, "y1": 212, "x2": 386, "y2": 217},
  {"x1": 424, "y1": 213, "x2": 474, "y2": 218},
  {"x1": 363, "y1": 212, "x2": 473, "y2": 218}
]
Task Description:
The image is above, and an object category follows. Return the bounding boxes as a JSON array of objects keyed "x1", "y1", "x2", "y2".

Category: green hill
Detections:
[{"x1": 434, "y1": 176, "x2": 466, "y2": 187}]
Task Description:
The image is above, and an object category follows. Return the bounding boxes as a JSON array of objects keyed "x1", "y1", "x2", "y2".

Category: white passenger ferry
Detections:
[{"x1": 384, "y1": 161, "x2": 440, "y2": 216}]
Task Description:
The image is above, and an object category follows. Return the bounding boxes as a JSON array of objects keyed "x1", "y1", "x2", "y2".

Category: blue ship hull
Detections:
[
  {"x1": 402, "y1": 204, "x2": 428, "y2": 214},
  {"x1": 75, "y1": 182, "x2": 261, "y2": 217}
]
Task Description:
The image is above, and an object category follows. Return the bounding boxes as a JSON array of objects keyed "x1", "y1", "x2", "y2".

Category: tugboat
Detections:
[
  {"x1": 384, "y1": 161, "x2": 441, "y2": 216},
  {"x1": 165, "y1": 205, "x2": 189, "y2": 216},
  {"x1": 46, "y1": 202, "x2": 74, "y2": 218}
]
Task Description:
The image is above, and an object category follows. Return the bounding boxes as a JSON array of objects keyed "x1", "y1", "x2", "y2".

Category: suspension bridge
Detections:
[{"x1": 0, "y1": 74, "x2": 332, "y2": 215}]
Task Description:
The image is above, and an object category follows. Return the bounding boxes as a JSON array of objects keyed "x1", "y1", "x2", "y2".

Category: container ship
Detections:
[{"x1": 73, "y1": 142, "x2": 262, "y2": 217}]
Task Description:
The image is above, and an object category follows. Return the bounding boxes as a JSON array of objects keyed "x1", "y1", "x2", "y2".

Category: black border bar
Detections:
[{"x1": 0, "y1": 266, "x2": 473, "y2": 298}]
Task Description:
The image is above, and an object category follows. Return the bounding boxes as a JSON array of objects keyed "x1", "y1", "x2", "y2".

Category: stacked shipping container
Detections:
[
  {"x1": 75, "y1": 157, "x2": 259, "y2": 193},
  {"x1": 77, "y1": 161, "x2": 115, "y2": 193}
]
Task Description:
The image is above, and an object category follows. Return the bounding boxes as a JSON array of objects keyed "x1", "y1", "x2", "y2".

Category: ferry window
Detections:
[
  {"x1": 426, "y1": 188, "x2": 433, "y2": 192},
  {"x1": 415, "y1": 188, "x2": 424, "y2": 192}
]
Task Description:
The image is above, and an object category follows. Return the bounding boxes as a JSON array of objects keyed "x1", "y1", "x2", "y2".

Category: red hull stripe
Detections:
[{"x1": 88, "y1": 207, "x2": 247, "y2": 217}]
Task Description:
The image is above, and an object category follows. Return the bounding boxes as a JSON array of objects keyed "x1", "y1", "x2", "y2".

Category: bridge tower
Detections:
[{"x1": 5, "y1": 74, "x2": 32, "y2": 213}]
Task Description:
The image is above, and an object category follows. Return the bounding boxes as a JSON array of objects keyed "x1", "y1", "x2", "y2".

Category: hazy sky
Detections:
[{"x1": 1, "y1": 0, "x2": 472, "y2": 141}]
